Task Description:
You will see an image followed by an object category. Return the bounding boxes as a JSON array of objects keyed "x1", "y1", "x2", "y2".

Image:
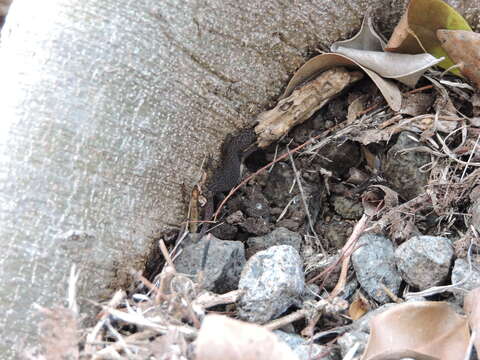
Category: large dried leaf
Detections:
[
  {"x1": 331, "y1": 14, "x2": 442, "y2": 87},
  {"x1": 332, "y1": 47, "x2": 442, "y2": 87},
  {"x1": 437, "y1": 30, "x2": 480, "y2": 88},
  {"x1": 196, "y1": 314, "x2": 299, "y2": 360},
  {"x1": 282, "y1": 14, "x2": 443, "y2": 112},
  {"x1": 362, "y1": 301, "x2": 470, "y2": 360},
  {"x1": 282, "y1": 53, "x2": 402, "y2": 111},
  {"x1": 386, "y1": 0, "x2": 472, "y2": 75}
]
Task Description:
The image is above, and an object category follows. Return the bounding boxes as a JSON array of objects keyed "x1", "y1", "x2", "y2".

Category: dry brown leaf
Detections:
[
  {"x1": 362, "y1": 301, "x2": 470, "y2": 360},
  {"x1": 349, "y1": 293, "x2": 370, "y2": 320},
  {"x1": 371, "y1": 185, "x2": 399, "y2": 210},
  {"x1": 196, "y1": 314, "x2": 299, "y2": 360},
  {"x1": 281, "y1": 14, "x2": 443, "y2": 111},
  {"x1": 282, "y1": 53, "x2": 402, "y2": 111},
  {"x1": 386, "y1": 0, "x2": 472, "y2": 75},
  {"x1": 437, "y1": 30, "x2": 480, "y2": 88},
  {"x1": 361, "y1": 185, "x2": 399, "y2": 217},
  {"x1": 464, "y1": 287, "x2": 480, "y2": 354},
  {"x1": 361, "y1": 146, "x2": 379, "y2": 171}
]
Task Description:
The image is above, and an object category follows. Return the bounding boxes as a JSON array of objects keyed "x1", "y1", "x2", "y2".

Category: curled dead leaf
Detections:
[
  {"x1": 361, "y1": 185, "x2": 398, "y2": 217},
  {"x1": 362, "y1": 301, "x2": 470, "y2": 360},
  {"x1": 386, "y1": 0, "x2": 472, "y2": 75},
  {"x1": 331, "y1": 14, "x2": 442, "y2": 87},
  {"x1": 283, "y1": 14, "x2": 443, "y2": 112},
  {"x1": 282, "y1": 53, "x2": 402, "y2": 111}
]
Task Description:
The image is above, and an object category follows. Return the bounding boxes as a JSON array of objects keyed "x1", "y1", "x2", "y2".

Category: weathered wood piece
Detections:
[{"x1": 255, "y1": 67, "x2": 363, "y2": 148}]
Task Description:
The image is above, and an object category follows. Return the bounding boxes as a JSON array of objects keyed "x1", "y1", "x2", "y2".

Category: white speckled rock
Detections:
[
  {"x1": 238, "y1": 245, "x2": 304, "y2": 323},
  {"x1": 395, "y1": 235, "x2": 454, "y2": 290},
  {"x1": 351, "y1": 234, "x2": 402, "y2": 303}
]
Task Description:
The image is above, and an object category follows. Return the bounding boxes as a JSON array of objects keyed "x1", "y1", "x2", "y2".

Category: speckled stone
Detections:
[
  {"x1": 395, "y1": 235, "x2": 454, "y2": 290},
  {"x1": 238, "y1": 245, "x2": 304, "y2": 323}
]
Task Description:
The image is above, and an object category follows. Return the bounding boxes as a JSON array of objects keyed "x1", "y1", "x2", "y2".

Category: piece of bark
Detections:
[{"x1": 255, "y1": 67, "x2": 362, "y2": 148}]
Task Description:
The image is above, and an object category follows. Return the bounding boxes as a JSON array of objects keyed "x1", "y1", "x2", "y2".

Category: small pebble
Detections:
[{"x1": 470, "y1": 199, "x2": 480, "y2": 233}]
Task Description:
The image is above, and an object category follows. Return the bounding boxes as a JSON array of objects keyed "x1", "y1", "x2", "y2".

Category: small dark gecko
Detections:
[{"x1": 200, "y1": 128, "x2": 257, "y2": 237}]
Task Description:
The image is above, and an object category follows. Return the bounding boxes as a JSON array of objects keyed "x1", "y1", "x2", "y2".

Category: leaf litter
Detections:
[{"x1": 29, "y1": 0, "x2": 480, "y2": 359}]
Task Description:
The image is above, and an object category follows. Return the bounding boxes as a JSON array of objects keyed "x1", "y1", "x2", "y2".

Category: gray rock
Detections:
[
  {"x1": 246, "y1": 227, "x2": 302, "y2": 258},
  {"x1": 452, "y1": 258, "x2": 480, "y2": 303},
  {"x1": 351, "y1": 234, "x2": 402, "y2": 303},
  {"x1": 331, "y1": 195, "x2": 363, "y2": 220},
  {"x1": 395, "y1": 235, "x2": 454, "y2": 290},
  {"x1": 274, "y1": 331, "x2": 334, "y2": 360},
  {"x1": 341, "y1": 277, "x2": 359, "y2": 300},
  {"x1": 174, "y1": 236, "x2": 245, "y2": 294},
  {"x1": 238, "y1": 245, "x2": 305, "y2": 323},
  {"x1": 383, "y1": 131, "x2": 430, "y2": 200},
  {"x1": 337, "y1": 331, "x2": 369, "y2": 359}
]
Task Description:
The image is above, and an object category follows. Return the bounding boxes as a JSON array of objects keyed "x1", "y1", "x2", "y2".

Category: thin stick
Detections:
[
  {"x1": 264, "y1": 308, "x2": 308, "y2": 331},
  {"x1": 461, "y1": 134, "x2": 480, "y2": 180},
  {"x1": 329, "y1": 214, "x2": 369, "y2": 299},
  {"x1": 407, "y1": 84, "x2": 434, "y2": 94},
  {"x1": 193, "y1": 289, "x2": 243, "y2": 309},
  {"x1": 288, "y1": 147, "x2": 325, "y2": 254},
  {"x1": 85, "y1": 290, "x2": 126, "y2": 354},
  {"x1": 159, "y1": 239, "x2": 175, "y2": 270}
]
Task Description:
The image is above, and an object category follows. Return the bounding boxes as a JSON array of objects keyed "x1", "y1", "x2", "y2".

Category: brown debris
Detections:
[{"x1": 437, "y1": 30, "x2": 480, "y2": 88}]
